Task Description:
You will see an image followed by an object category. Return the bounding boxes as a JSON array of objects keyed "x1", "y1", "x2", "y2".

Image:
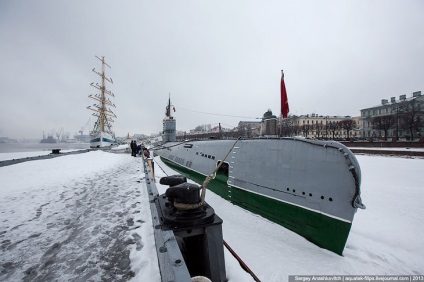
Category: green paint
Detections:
[{"x1": 161, "y1": 157, "x2": 351, "y2": 255}]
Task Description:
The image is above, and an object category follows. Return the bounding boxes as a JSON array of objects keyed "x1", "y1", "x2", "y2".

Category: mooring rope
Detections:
[
  {"x1": 149, "y1": 140, "x2": 191, "y2": 151},
  {"x1": 152, "y1": 147, "x2": 261, "y2": 282},
  {"x1": 173, "y1": 137, "x2": 240, "y2": 210},
  {"x1": 223, "y1": 240, "x2": 261, "y2": 282}
]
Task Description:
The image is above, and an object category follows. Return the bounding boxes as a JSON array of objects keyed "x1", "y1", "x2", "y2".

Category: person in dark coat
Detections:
[{"x1": 130, "y1": 141, "x2": 135, "y2": 157}]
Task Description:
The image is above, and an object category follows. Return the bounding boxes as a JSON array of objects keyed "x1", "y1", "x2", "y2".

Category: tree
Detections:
[
  {"x1": 302, "y1": 124, "x2": 311, "y2": 137},
  {"x1": 372, "y1": 115, "x2": 395, "y2": 140},
  {"x1": 413, "y1": 116, "x2": 423, "y2": 138},
  {"x1": 339, "y1": 119, "x2": 356, "y2": 139},
  {"x1": 314, "y1": 122, "x2": 324, "y2": 138},
  {"x1": 194, "y1": 125, "x2": 204, "y2": 132},
  {"x1": 280, "y1": 115, "x2": 299, "y2": 137},
  {"x1": 280, "y1": 118, "x2": 293, "y2": 137},
  {"x1": 292, "y1": 125, "x2": 301, "y2": 136},
  {"x1": 399, "y1": 99, "x2": 423, "y2": 140},
  {"x1": 281, "y1": 122, "x2": 294, "y2": 137},
  {"x1": 327, "y1": 121, "x2": 339, "y2": 140},
  {"x1": 246, "y1": 124, "x2": 252, "y2": 138},
  {"x1": 237, "y1": 124, "x2": 246, "y2": 137}
]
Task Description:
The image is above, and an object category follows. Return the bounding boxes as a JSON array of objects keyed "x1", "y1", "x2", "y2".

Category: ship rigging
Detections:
[{"x1": 86, "y1": 56, "x2": 117, "y2": 148}]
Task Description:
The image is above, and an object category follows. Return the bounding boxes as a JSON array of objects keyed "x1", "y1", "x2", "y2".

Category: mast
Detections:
[
  {"x1": 163, "y1": 94, "x2": 176, "y2": 142},
  {"x1": 87, "y1": 56, "x2": 116, "y2": 136},
  {"x1": 166, "y1": 93, "x2": 172, "y2": 117}
]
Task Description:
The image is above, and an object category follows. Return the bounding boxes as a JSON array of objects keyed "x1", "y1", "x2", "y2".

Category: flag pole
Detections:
[
  {"x1": 281, "y1": 70, "x2": 289, "y2": 117},
  {"x1": 280, "y1": 69, "x2": 289, "y2": 136}
]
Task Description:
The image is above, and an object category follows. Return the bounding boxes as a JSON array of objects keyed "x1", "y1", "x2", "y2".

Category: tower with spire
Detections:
[{"x1": 162, "y1": 95, "x2": 176, "y2": 142}]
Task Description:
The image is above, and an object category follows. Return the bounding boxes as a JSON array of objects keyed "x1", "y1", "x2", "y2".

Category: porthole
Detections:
[
  {"x1": 287, "y1": 188, "x2": 289, "y2": 192},
  {"x1": 329, "y1": 198, "x2": 333, "y2": 202},
  {"x1": 302, "y1": 192, "x2": 305, "y2": 195},
  {"x1": 309, "y1": 193, "x2": 312, "y2": 197},
  {"x1": 321, "y1": 196, "x2": 324, "y2": 200}
]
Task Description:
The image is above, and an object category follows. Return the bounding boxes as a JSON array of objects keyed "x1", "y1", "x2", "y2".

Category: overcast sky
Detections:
[{"x1": 1, "y1": 0, "x2": 423, "y2": 139}]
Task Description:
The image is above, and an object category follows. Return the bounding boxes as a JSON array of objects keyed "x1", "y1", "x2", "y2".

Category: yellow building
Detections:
[{"x1": 283, "y1": 114, "x2": 358, "y2": 139}]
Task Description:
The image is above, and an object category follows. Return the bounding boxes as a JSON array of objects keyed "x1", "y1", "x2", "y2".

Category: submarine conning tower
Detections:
[{"x1": 162, "y1": 96, "x2": 176, "y2": 142}]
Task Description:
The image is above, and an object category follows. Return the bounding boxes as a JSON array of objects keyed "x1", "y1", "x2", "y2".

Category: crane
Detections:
[
  {"x1": 79, "y1": 118, "x2": 92, "y2": 135},
  {"x1": 56, "y1": 128, "x2": 64, "y2": 142}
]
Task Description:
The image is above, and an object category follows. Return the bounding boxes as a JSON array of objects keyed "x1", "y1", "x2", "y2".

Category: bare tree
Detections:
[
  {"x1": 281, "y1": 123, "x2": 295, "y2": 137},
  {"x1": 339, "y1": 119, "x2": 356, "y2": 139},
  {"x1": 413, "y1": 116, "x2": 423, "y2": 138},
  {"x1": 280, "y1": 115, "x2": 299, "y2": 137},
  {"x1": 237, "y1": 124, "x2": 246, "y2": 137},
  {"x1": 327, "y1": 121, "x2": 339, "y2": 140},
  {"x1": 314, "y1": 122, "x2": 324, "y2": 138},
  {"x1": 246, "y1": 124, "x2": 252, "y2": 138},
  {"x1": 280, "y1": 118, "x2": 293, "y2": 137},
  {"x1": 302, "y1": 124, "x2": 311, "y2": 137},
  {"x1": 292, "y1": 125, "x2": 301, "y2": 136},
  {"x1": 372, "y1": 115, "x2": 395, "y2": 140},
  {"x1": 399, "y1": 99, "x2": 423, "y2": 140}
]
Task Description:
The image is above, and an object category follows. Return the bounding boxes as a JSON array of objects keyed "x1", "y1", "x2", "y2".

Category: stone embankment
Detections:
[{"x1": 342, "y1": 139, "x2": 424, "y2": 157}]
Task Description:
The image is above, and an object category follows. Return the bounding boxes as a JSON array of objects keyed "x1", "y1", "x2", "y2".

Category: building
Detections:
[
  {"x1": 282, "y1": 114, "x2": 356, "y2": 139},
  {"x1": 238, "y1": 120, "x2": 261, "y2": 137},
  {"x1": 360, "y1": 91, "x2": 423, "y2": 139}
]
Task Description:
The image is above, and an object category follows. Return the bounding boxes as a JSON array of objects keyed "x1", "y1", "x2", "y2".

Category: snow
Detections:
[
  {"x1": 0, "y1": 151, "x2": 158, "y2": 281},
  {"x1": 1, "y1": 150, "x2": 423, "y2": 281},
  {"x1": 0, "y1": 149, "x2": 82, "y2": 162},
  {"x1": 350, "y1": 147, "x2": 424, "y2": 152},
  {"x1": 111, "y1": 144, "x2": 130, "y2": 151}
]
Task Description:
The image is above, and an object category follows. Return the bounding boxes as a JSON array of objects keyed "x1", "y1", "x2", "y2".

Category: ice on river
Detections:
[{"x1": 0, "y1": 150, "x2": 423, "y2": 281}]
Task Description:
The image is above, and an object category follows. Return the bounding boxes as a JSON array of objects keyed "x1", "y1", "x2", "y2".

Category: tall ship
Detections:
[
  {"x1": 87, "y1": 56, "x2": 117, "y2": 148},
  {"x1": 154, "y1": 75, "x2": 365, "y2": 256}
]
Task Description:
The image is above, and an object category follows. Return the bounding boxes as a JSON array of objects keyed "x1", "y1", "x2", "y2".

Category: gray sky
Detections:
[{"x1": 1, "y1": 0, "x2": 423, "y2": 139}]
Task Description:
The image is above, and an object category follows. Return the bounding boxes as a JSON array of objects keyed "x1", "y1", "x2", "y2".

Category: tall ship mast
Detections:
[{"x1": 87, "y1": 56, "x2": 117, "y2": 148}]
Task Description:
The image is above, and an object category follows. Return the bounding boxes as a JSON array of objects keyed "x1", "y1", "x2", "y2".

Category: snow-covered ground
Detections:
[
  {"x1": 0, "y1": 149, "x2": 83, "y2": 162},
  {"x1": 350, "y1": 147, "x2": 424, "y2": 151},
  {"x1": 0, "y1": 150, "x2": 423, "y2": 281}
]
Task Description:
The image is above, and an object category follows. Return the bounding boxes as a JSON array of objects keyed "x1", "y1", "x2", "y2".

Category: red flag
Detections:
[{"x1": 281, "y1": 70, "x2": 289, "y2": 118}]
